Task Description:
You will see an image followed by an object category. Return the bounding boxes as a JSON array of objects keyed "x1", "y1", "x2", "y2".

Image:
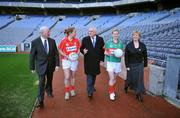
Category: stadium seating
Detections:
[
  {"x1": 0, "y1": 8, "x2": 180, "y2": 67},
  {"x1": 0, "y1": 15, "x2": 15, "y2": 30}
]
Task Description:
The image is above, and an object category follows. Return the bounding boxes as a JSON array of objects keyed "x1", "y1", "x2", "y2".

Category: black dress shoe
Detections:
[
  {"x1": 47, "y1": 93, "x2": 54, "y2": 98},
  {"x1": 124, "y1": 87, "x2": 128, "y2": 94},
  {"x1": 136, "y1": 94, "x2": 143, "y2": 102},
  {"x1": 36, "y1": 101, "x2": 44, "y2": 108},
  {"x1": 88, "y1": 93, "x2": 93, "y2": 98}
]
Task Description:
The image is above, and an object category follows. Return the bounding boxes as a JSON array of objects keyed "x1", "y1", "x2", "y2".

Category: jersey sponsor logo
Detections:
[{"x1": 66, "y1": 45, "x2": 77, "y2": 52}]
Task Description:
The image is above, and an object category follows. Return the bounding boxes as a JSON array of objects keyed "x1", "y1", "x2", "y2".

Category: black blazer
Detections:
[
  {"x1": 29, "y1": 37, "x2": 59, "y2": 75},
  {"x1": 125, "y1": 41, "x2": 147, "y2": 68},
  {"x1": 80, "y1": 35, "x2": 104, "y2": 75}
]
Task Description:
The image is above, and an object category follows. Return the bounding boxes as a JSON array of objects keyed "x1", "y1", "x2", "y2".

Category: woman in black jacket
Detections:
[{"x1": 124, "y1": 31, "x2": 148, "y2": 102}]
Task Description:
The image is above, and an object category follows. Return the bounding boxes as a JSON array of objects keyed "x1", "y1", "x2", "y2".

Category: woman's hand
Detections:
[
  {"x1": 144, "y1": 67, "x2": 148, "y2": 71},
  {"x1": 104, "y1": 49, "x2": 113, "y2": 56}
]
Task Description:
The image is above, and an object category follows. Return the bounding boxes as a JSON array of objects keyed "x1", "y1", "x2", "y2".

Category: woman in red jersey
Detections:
[{"x1": 58, "y1": 27, "x2": 80, "y2": 100}]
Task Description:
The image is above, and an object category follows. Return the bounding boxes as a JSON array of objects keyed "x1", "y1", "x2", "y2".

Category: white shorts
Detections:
[
  {"x1": 106, "y1": 61, "x2": 121, "y2": 73},
  {"x1": 62, "y1": 59, "x2": 78, "y2": 71}
]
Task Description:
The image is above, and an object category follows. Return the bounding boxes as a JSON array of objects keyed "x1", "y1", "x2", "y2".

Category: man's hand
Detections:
[
  {"x1": 31, "y1": 70, "x2": 35, "y2": 73},
  {"x1": 55, "y1": 66, "x2": 59, "y2": 71},
  {"x1": 83, "y1": 48, "x2": 88, "y2": 54}
]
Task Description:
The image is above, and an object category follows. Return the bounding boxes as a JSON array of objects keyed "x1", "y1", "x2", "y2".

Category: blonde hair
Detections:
[
  {"x1": 132, "y1": 31, "x2": 141, "y2": 37},
  {"x1": 112, "y1": 28, "x2": 120, "y2": 34}
]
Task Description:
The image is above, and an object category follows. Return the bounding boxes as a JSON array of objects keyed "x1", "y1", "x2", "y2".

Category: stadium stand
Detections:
[
  {"x1": 0, "y1": 15, "x2": 15, "y2": 30},
  {"x1": 0, "y1": 0, "x2": 179, "y2": 67},
  {"x1": 0, "y1": 0, "x2": 122, "y2": 3}
]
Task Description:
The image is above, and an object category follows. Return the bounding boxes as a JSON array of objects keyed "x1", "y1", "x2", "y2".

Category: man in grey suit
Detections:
[{"x1": 29, "y1": 26, "x2": 59, "y2": 108}]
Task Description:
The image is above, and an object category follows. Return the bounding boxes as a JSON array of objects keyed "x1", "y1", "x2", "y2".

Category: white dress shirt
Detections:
[
  {"x1": 41, "y1": 36, "x2": 49, "y2": 53},
  {"x1": 91, "y1": 36, "x2": 96, "y2": 47}
]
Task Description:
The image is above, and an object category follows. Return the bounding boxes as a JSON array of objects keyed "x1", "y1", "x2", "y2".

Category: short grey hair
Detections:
[
  {"x1": 88, "y1": 26, "x2": 97, "y2": 32},
  {"x1": 39, "y1": 26, "x2": 49, "y2": 34}
]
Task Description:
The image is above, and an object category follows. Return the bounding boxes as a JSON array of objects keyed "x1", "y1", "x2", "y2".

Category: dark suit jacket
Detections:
[
  {"x1": 29, "y1": 37, "x2": 59, "y2": 75},
  {"x1": 80, "y1": 35, "x2": 104, "y2": 75}
]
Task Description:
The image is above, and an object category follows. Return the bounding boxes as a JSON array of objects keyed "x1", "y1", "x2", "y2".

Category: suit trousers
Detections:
[{"x1": 87, "y1": 74, "x2": 96, "y2": 94}]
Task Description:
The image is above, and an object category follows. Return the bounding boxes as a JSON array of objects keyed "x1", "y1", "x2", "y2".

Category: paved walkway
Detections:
[{"x1": 32, "y1": 58, "x2": 180, "y2": 118}]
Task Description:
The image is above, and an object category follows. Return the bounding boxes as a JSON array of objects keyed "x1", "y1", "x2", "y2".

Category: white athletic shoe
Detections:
[
  {"x1": 65, "y1": 92, "x2": 70, "y2": 100},
  {"x1": 109, "y1": 93, "x2": 115, "y2": 101},
  {"x1": 70, "y1": 90, "x2": 76, "y2": 97},
  {"x1": 112, "y1": 92, "x2": 115, "y2": 97}
]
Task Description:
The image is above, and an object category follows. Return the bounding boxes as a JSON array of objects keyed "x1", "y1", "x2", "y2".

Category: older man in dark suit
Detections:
[
  {"x1": 80, "y1": 26, "x2": 105, "y2": 98},
  {"x1": 29, "y1": 26, "x2": 59, "y2": 108}
]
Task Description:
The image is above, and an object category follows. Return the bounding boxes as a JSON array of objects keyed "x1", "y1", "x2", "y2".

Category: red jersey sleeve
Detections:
[{"x1": 58, "y1": 39, "x2": 65, "y2": 50}]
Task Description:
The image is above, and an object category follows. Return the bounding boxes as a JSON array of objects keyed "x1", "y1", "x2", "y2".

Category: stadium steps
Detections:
[
  {"x1": 155, "y1": 14, "x2": 171, "y2": 22},
  {"x1": 84, "y1": 19, "x2": 93, "y2": 26},
  {"x1": 84, "y1": 16, "x2": 98, "y2": 26},
  {"x1": 0, "y1": 20, "x2": 15, "y2": 30},
  {"x1": 49, "y1": 18, "x2": 60, "y2": 30},
  {"x1": 23, "y1": 17, "x2": 59, "y2": 43}
]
